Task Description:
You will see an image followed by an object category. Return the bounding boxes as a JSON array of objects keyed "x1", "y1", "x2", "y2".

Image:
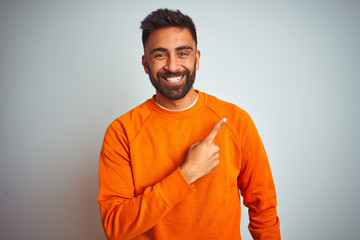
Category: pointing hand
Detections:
[{"x1": 180, "y1": 118, "x2": 227, "y2": 184}]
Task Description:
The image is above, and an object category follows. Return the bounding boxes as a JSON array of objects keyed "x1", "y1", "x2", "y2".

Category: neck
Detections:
[{"x1": 155, "y1": 88, "x2": 198, "y2": 110}]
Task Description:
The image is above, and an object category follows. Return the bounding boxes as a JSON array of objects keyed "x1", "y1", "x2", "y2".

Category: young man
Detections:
[{"x1": 98, "y1": 9, "x2": 280, "y2": 240}]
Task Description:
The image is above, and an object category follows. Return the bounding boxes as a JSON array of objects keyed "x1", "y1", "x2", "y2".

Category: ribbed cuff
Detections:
[{"x1": 155, "y1": 168, "x2": 195, "y2": 209}]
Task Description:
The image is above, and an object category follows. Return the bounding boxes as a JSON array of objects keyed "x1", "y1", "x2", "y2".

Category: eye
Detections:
[
  {"x1": 153, "y1": 52, "x2": 167, "y2": 59},
  {"x1": 179, "y1": 52, "x2": 188, "y2": 56}
]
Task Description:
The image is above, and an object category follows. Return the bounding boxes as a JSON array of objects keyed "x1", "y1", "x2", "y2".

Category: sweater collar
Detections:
[{"x1": 147, "y1": 90, "x2": 206, "y2": 119}]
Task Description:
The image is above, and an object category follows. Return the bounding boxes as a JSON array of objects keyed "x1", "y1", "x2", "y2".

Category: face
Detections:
[{"x1": 142, "y1": 27, "x2": 200, "y2": 100}]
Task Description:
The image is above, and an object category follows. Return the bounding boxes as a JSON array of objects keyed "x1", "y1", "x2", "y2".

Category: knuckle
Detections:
[{"x1": 212, "y1": 145, "x2": 219, "y2": 152}]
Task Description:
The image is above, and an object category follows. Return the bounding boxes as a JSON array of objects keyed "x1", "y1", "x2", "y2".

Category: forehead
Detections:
[{"x1": 145, "y1": 27, "x2": 196, "y2": 52}]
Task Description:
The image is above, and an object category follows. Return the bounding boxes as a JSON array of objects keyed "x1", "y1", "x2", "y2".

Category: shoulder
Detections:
[
  {"x1": 203, "y1": 92, "x2": 257, "y2": 139},
  {"x1": 204, "y1": 93, "x2": 251, "y2": 122},
  {"x1": 105, "y1": 99, "x2": 153, "y2": 142}
]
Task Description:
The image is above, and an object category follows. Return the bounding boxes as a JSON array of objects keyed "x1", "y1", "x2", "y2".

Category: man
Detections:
[{"x1": 98, "y1": 9, "x2": 280, "y2": 240}]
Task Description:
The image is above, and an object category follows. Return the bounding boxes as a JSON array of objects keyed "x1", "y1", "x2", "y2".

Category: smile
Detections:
[{"x1": 165, "y1": 75, "x2": 183, "y2": 83}]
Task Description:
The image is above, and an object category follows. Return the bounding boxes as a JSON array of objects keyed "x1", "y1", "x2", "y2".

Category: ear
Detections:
[
  {"x1": 195, "y1": 50, "x2": 201, "y2": 70},
  {"x1": 142, "y1": 55, "x2": 149, "y2": 74}
]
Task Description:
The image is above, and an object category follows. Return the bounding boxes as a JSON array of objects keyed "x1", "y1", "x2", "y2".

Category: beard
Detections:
[{"x1": 147, "y1": 60, "x2": 196, "y2": 100}]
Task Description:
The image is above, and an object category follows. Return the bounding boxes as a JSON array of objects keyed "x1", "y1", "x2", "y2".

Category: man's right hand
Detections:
[{"x1": 180, "y1": 118, "x2": 227, "y2": 185}]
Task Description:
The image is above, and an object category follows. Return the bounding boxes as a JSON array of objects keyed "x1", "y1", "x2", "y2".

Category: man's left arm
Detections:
[{"x1": 237, "y1": 112, "x2": 281, "y2": 239}]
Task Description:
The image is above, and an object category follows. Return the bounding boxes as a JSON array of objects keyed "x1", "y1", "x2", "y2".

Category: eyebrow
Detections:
[
  {"x1": 176, "y1": 45, "x2": 193, "y2": 51},
  {"x1": 150, "y1": 45, "x2": 193, "y2": 54},
  {"x1": 150, "y1": 47, "x2": 167, "y2": 54}
]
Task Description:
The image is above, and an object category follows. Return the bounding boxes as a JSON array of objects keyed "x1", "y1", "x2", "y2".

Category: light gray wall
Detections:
[{"x1": 1, "y1": 0, "x2": 359, "y2": 239}]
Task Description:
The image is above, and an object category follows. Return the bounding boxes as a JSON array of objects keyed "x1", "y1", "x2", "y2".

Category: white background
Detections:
[{"x1": 1, "y1": 0, "x2": 359, "y2": 239}]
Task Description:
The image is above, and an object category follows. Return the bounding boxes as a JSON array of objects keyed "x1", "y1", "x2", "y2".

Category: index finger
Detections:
[{"x1": 204, "y1": 118, "x2": 227, "y2": 142}]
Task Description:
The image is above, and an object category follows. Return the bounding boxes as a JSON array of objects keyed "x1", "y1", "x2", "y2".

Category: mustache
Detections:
[{"x1": 156, "y1": 69, "x2": 190, "y2": 78}]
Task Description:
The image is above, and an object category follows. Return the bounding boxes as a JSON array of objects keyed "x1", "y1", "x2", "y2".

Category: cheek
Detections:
[{"x1": 187, "y1": 61, "x2": 197, "y2": 72}]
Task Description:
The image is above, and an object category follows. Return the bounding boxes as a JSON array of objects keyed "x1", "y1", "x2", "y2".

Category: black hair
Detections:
[{"x1": 140, "y1": 8, "x2": 197, "y2": 48}]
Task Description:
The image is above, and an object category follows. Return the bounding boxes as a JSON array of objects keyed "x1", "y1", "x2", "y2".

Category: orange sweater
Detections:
[{"x1": 98, "y1": 91, "x2": 280, "y2": 240}]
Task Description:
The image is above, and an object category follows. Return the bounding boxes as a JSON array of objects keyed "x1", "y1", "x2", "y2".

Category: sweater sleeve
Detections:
[
  {"x1": 98, "y1": 121, "x2": 194, "y2": 240},
  {"x1": 237, "y1": 112, "x2": 280, "y2": 239}
]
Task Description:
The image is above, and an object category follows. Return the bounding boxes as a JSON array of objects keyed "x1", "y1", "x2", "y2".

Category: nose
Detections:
[{"x1": 165, "y1": 54, "x2": 180, "y2": 72}]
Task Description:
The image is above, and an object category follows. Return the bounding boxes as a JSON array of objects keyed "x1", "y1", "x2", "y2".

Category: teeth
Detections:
[{"x1": 166, "y1": 76, "x2": 182, "y2": 83}]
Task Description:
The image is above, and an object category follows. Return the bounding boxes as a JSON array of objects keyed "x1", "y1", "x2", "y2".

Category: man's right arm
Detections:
[{"x1": 98, "y1": 123, "x2": 194, "y2": 240}]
